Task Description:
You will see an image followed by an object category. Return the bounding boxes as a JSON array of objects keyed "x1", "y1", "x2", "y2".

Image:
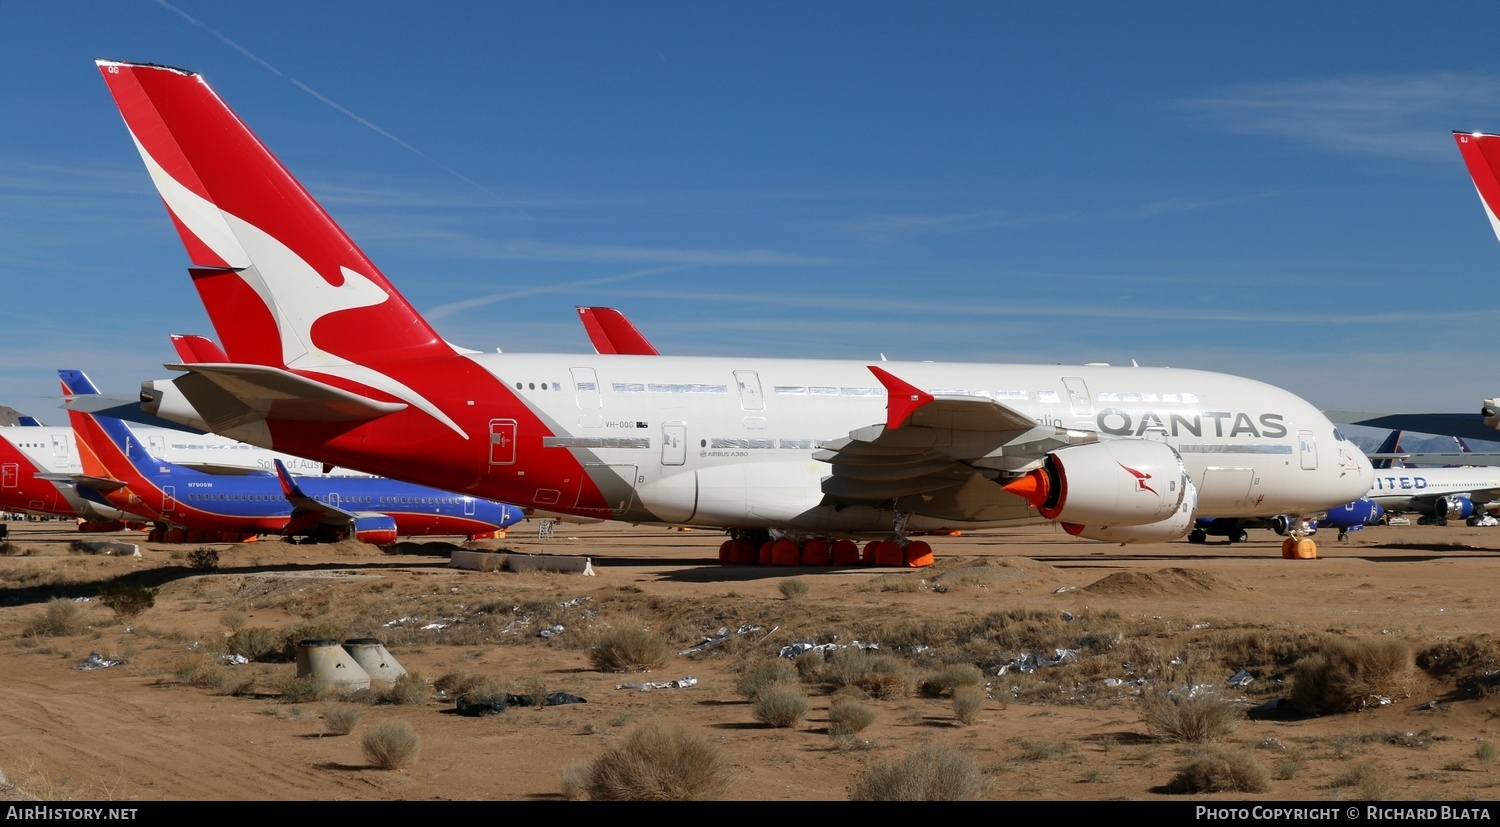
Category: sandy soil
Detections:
[{"x1": 3, "y1": 517, "x2": 1500, "y2": 803}]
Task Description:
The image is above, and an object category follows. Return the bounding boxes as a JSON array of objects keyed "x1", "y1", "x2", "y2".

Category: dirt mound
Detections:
[
  {"x1": 931, "y1": 556, "x2": 1063, "y2": 587},
  {"x1": 1079, "y1": 567, "x2": 1248, "y2": 598}
]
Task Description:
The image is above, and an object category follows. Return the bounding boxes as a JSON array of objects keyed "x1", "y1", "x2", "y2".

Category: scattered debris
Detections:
[
  {"x1": 1227, "y1": 669, "x2": 1254, "y2": 687},
  {"x1": 539, "y1": 624, "x2": 564, "y2": 638},
  {"x1": 680, "y1": 624, "x2": 764, "y2": 656},
  {"x1": 75, "y1": 652, "x2": 121, "y2": 671},
  {"x1": 997, "y1": 648, "x2": 1080, "y2": 675},
  {"x1": 222, "y1": 654, "x2": 249, "y2": 665},
  {"x1": 616, "y1": 676, "x2": 697, "y2": 691}
]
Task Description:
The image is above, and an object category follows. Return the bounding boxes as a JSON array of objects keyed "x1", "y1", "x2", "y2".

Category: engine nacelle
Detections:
[
  {"x1": 1271, "y1": 514, "x2": 1317, "y2": 536},
  {"x1": 1484, "y1": 398, "x2": 1500, "y2": 430},
  {"x1": 1003, "y1": 438, "x2": 1188, "y2": 527},
  {"x1": 1437, "y1": 495, "x2": 1474, "y2": 520},
  {"x1": 1062, "y1": 476, "x2": 1198, "y2": 543},
  {"x1": 1320, "y1": 498, "x2": 1384, "y2": 530},
  {"x1": 351, "y1": 514, "x2": 398, "y2": 545}
]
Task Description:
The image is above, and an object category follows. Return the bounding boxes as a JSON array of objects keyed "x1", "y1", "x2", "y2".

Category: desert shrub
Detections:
[
  {"x1": 379, "y1": 671, "x2": 430, "y2": 706},
  {"x1": 1326, "y1": 763, "x2": 1387, "y2": 799},
  {"x1": 435, "y1": 671, "x2": 509, "y2": 705},
  {"x1": 919, "y1": 663, "x2": 984, "y2": 698},
  {"x1": 849, "y1": 743, "x2": 993, "y2": 801},
  {"x1": 25, "y1": 598, "x2": 84, "y2": 637},
  {"x1": 560, "y1": 764, "x2": 591, "y2": 800},
  {"x1": 363, "y1": 721, "x2": 420, "y2": 770},
  {"x1": 855, "y1": 656, "x2": 914, "y2": 699},
  {"x1": 752, "y1": 685, "x2": 808, "y2": 728},
  {"x1": 1167, "y1": 749, "x2": 1270, "y2": 793},
  {"x1": 828, "y1": 698, "x2": 876, "y2": 738},
  {"x1": 1138, "y1": 688, "x2": 1242, "y2": 743},
  {"x1": 226, "y1": 627, "x2": 284, "y2": 662},
  {"x1": 824, "y1": 646, "x2": 875, "y2": 687},
  {"x1": 68, "y1": 540, "x2": 104, "y2": 555},
  {"x1": 735, "y1": 658, "x2": 798, "y2": 700},
  {"x1": 186, "y1": 547, "x2": 219, "y2": 571},
  {"x1": 322, "y1": 703, "x2": 364, "y2": 735},
  {"x1": 220, "y1": 612, "x2": 247, "y2": 632},
  {"x1": 589, "y1": 625, "x2": 669, "y2": 672},
  {"x1": 952, "y1": 685, "x2": 984, "y2": 726},
  {"x1": 99, "y1": 583, "x2": 156, "y2": 620},
  {"x1": 584, "y1": 723, "x2": 731, "y2": 801},
  {"x1": 275, "y1": 673, "x2": 326, "y2": 704},
  {"x1": 779, "y1": 579, "x2": 810, "y2": 600},
  {"x1": 1289, "y1": 638, "x2": 1412, "y2": 714},
  {"x1": 791, "y1": 649, "x2": 824, "y2": 680},
  {"x1": 172, "y1": 655, "x2": 232, "y2": 691}
]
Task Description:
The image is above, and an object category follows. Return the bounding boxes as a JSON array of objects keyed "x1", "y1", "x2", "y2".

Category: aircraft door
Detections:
[
  {"x1": 1298, "y1": 431, "x2": 1317, "y2": 470},
  {"x1": 2, "y1": 463, "x2": 16, "y2": 489},
  {"x1": 149, "y1": 435, "x2": 166, "y2": 455},
  {"x1": 162, "y1": 485, "x2": 176, "y2": 512},
  {"x1": 734, "y1": 371, "x2": 765, "y2": 412},
  {"x1": 1062, "y1": 377, "x2": 1093, "y2": 422},
  {"x1": 662, "y1": 422, "x2": 687, "y2": 466},
  {"x1": 464, "y1": 496, "x2": 475, "y2": 516},
  {"x1": 572, "y1": 367, "x2": 604, "y2": 428},
  {"x1": 50, "y1": 433, "x2": 69, "y2": 460},
  {"x1": 489, "y1": 419, "x2": 517, "y2": 465}
]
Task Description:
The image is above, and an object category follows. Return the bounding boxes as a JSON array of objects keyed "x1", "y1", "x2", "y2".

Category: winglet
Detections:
[
  {"x1": 577, "y1": 307, "x2": 661, "y2": 355},
  {"x1": 271, "y1": 459, "x2": 300, "y2": 499},
  {"x1": 170, "y1": 334, "x2": 229, "y2": 364},
  {"x1": 867, "y1": 365, "x2": 933, "y2": 431},
  {"x1": 1455, "y1": 131, "x2": 1500, "y2": 246}
]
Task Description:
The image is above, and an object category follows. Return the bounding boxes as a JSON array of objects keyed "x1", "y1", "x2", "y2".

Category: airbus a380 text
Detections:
[{"x1": 92, "y1": 60, "x2": 1373, "y2": 559}]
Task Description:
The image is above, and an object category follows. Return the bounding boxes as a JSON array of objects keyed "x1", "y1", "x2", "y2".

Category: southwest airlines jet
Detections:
[
  {"x1": 93, "y1": 60, "x2": 1372, "y2": 562},
  {"x1": 62, "y1": 371, "x2": 524, "y2": 544}
]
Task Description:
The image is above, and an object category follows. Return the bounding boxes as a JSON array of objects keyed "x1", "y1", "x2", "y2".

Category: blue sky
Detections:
[{"x1": 6, "y1": 2, "x2": 1500, "y2": 440}]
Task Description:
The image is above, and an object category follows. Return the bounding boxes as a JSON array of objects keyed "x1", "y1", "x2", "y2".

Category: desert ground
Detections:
[{"x1": 2, "y1": 516, "x2": 1500, "y2": 804}]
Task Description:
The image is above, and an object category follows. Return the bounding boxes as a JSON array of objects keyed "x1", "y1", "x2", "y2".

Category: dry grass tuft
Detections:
[
  {"x1": 952, "y1": 685, "x2": 984, "y2": 726},
  {"x1": 1289, "y1": 638, "x2": 1413, "y2": 714},
  {"x1": 25, "y1": 598, "x2": 85, "y2": 637},
  {"x1": 1137, "y1": 688, "x2": 1242, "y2": 743},
  {"x1": 849, "y1": 743, "x2": 994, "y2": 801},
  {"x1": 828, "y1": 697, "x2": 876, "y2": 738},
  {"x1": 735, "y1": 658, "x2": 798, "y2": 700},
  {"x1": 362, "y1": 720, "x2": 420, "y2": 770},
  {"x1": 589, "y1": 623, "x2": 670, "y2": 672},
  {"x1": 752, "y1": 685, "x2": 808, "y2": 728},
  {"x1": 584, "y1": 723, "x2": 731, "y2": 801},
  {"x1": 1168, "y1": 749, "x2": 1271, "y2": 793},
  {"x1": 321, "y1": 703, "x2": 364, "y2": 735}
]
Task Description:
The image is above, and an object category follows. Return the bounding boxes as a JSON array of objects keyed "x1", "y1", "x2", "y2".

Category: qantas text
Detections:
[{"x1": 1095, "y1": 409, "x2": 1287, "y2": 439}]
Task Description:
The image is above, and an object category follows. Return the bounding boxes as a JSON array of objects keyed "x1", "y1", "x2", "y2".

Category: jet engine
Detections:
[
  {"x1": 1002, "y1": 439, "x2": 1189, "y2": 527},
  {"x1": 1271, "y1": 514, "x2": 1317, "y2": 537},
  {"x1": 1061, "y1": 476, "x2": 1198, "y2": 543},
  {"x1": 1319, "y1": 498, "x2": 1384, "y2": 531},
  {"x1": 1416, "y1": 495, "x2": 1473, "y2": 526},
  {"x1": 350, "y1": 514, "x2": 398, "y2": 545}
]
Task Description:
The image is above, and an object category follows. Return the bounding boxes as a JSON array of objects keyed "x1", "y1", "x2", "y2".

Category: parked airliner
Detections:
[
  {"x1": 92, "y1": 60, "x2": 1372, "y2": 561},
  {"x1": 62, "y1": 370, "x2": 526, "y2": 544}
]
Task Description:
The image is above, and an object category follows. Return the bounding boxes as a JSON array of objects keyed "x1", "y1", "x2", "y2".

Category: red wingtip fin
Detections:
[
  {"x1": 867, "y1": 365, "x2": 933, "y2": 431},
  {"x1": 170, "y1": 334, "x2": 229, "y2": 364}
]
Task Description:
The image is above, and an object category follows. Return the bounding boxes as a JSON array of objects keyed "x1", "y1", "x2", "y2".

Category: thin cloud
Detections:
[{"x1": 1177, "y1": 72, "x2": 1500, "y2": 158}]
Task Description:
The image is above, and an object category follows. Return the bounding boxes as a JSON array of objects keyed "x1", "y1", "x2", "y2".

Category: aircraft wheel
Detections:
[
  {"x1": 1232, "y1": 529, "x2": 1249, "y2": 544},
  {"x1": 1338, "y1": 530, "x2": 1348, "y2": 541},
  {"x1": 1188, "y1": 529, "x2": 1206, "y2": 544}
]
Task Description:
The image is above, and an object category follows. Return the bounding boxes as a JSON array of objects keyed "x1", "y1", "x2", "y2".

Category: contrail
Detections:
[{"x1": 153, "y1": 0, "x2": 525, "y2": 214}]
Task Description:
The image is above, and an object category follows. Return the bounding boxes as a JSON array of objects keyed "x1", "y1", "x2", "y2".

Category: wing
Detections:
[
  {"x1": 813, "y1": 366, "x2": 1097, "y2": 521},
  {"x1": 271, "y1": 459, "x2": 360, "y2": 535}
]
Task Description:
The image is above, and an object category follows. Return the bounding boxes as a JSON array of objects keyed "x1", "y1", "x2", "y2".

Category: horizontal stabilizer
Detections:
[{"x1": 163, "y1": 363, "x2": 407, "y2": 424}]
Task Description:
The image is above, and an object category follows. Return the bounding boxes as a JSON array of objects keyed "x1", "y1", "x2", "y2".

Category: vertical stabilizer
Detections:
[
  {"x1": 1455, "y1": 131, "x2": 1500, "y2": 246},
  {"x1": 96, "y1": 60, "x2": 452, "y2": 370}
]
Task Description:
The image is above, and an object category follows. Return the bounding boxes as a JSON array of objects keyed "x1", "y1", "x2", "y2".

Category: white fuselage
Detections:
[{"x1": 1366, "y1": 466, "x2": 1500, "y2": 514}]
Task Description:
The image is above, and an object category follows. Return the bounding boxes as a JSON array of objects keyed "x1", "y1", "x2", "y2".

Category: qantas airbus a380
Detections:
[{"x1": 91, "y1": 59, "x2": 1373, "y2": 561}]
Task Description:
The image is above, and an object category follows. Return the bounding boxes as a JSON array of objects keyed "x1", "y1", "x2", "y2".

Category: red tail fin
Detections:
[{"x1": 97, "y1": 60, "x2": 451, "y2": 369}]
